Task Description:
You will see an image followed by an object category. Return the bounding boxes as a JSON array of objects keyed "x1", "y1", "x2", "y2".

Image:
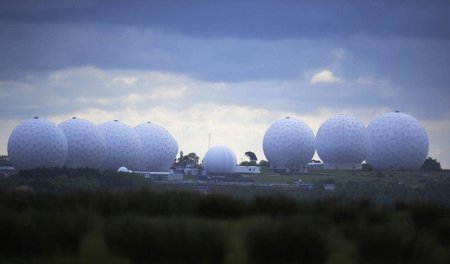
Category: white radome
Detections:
[
  {"x1": 98, "y1": 120, "x2": 141, "y2": 171},
  {"x1": 134, "y1": 122, "x2": 178, "y2": 172},
  {"x1": 59, "y1": 117, "x2": 106, "y2": 169},
  {"x1": 7, "y1": 117, "x2": 68, "y2": 170},
  {"x1": 203, "y1": 145, "x2": 237, "y2": 174},
  {"x1": 316, "y1": 114, "x2": 369, "y2": 169},
  {"x1": 263, "y1": 117, "x2": 315, "y2": 168},
  {"x1": 117, "y1": 167, "x2": 129, "y2": 173},
  {"x1": 366, "y1": 111, "x2": 429, "y2": 170}
]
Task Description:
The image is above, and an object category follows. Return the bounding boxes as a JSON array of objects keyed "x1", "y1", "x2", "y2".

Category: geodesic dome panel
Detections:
[
  {"x1": 7, "y1": 117, "x2": 68, "y2": 170},
  {"x1": 59, "y1": 117, "x2": 106, "y2": 169},
  {"x1": 366, "y1": 112, "x2": 429, "y2": 170},
  {"x1": 134, "y1": 122, "x2": 178, "y2": 172},
  {"x1": 263, "y1": 117, "x2": 315, "y2": 166},
  {"x1": 316, "y1": 114, "x2": 368, "y2": 164},
  {"x1": 98, "y1": 120, "x2": 141, "y2": 171},
  {"x1": 203, "y1": 145, "x2": 237, "y2": 174}
]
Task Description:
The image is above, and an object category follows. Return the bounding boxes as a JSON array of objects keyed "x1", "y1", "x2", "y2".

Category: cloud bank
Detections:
[{"x1": 0, "y1": 1, "x2": 449, "y2": 168}]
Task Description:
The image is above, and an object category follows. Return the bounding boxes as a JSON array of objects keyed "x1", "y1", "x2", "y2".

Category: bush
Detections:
[
  {"x1": 0, "y1": 209, "x2": 92, "y2": 257},
  {"x1": 105, "y1": 216, "x2": 226, "y2": 264},
  {"x1": 245, "y1": 217, "x2": 328, "y2": 264},
  {"x1": 0, "y1": 186, "x2": 450, "y2": 262},
  {"x1": 421, "y1": 157, "x2": 442, "y2": 171}
]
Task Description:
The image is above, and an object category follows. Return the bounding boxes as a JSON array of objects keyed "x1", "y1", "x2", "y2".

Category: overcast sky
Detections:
[{"x1": 1, "y1": 0, "x2": 449, "y2": 168}]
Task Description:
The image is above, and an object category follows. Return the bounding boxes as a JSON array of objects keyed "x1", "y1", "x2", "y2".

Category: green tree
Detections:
[
  {"x1": 245, "y1": 151, "x2": 258, "y2": 162},
  {"x1": 177, "y1": 152, "x2": 199, "y2": 166},
  {"x1": 420, "y1": 157, "x2": 442, "y2": 171},
  {"x1": 259, "y1": 160, "x2": 270, "y2": 167},
  {"x1": 240, "y1": 160, "x2": 257, "y2": 166}
]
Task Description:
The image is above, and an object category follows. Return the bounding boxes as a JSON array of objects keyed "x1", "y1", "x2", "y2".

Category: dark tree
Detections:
[
  {"x1": 245, "y1": 151, "x2": 258, "y2": 162},
  {"x1": 421, "y1": 157, "x2": 442, "y2": 171},
  {"x1": 259, "y1": 160, "x2": 270, "y2": 167},
  {"x1": 177, "y1": 152, "x2": 199, "y2": 166},
  {"x1": 240, "y1": 160, "x2": 257, "y2": 166}
]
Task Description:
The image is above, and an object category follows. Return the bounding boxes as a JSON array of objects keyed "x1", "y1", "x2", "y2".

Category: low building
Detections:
[
  {"x1": 183, "y1": 167, "x2": 201, "y2": 176},
  {"x1": 168, "y1": 173, "x2": 184, "y2": 181},
  {"x1": 235, "y1": 166, "x2": 261, "y2": 174},
  {"x1": 175, "y1": 165, "x2": 202, "y2": 176},
  {"x1": 270, "y1": 163, "x2": 308, "y2": 174},
  {"x1": 0, "y1": 156, "x2": 15, "y2": 176},
  {"x1": 323, "y1": 163, "x2": 362, "y2": 170},
  {"x1": 308, "y1": 161, "x2": 324, "y2": 169}
]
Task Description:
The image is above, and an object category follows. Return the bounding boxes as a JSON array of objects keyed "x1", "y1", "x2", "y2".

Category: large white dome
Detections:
[
  {"x1": 59, "y1": 117, "x2": 106, "y2": 169},
  {"x1": 366, "y1": 111, "x2": 429, "y2": 170},
  {"x1": 98, "y1": 120, "x2": 141, "y2": 171},
  {"x1": 263, "y1": 117, "x2": 315, "y2": 167},
  {"x1": 7, "y1": 117, "x2": 68, "y2": 170},
  {"x1": 134, "y1": 122, "x2": 178, "y2": 172},
  {"x1": 316, "y1": 114, "x2": 369, "y2": 169},
  {"x1": 203, "y1": 145, "x2": 237, "y2": 174}
]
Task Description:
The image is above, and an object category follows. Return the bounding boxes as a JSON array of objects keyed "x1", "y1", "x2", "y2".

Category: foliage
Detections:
[
  {"x1": 244, "y1": 151, "x2": 258, "y2": 161},
  {"x1": 421, "y1": 157, "x2": 442, "y2": 171},
  {"x1": 259, "y1": 159, "x2": 270, "y2": 167},
  {"x1": 105, "y1": 216, "x2": 226, "y2": 264},
  {"x1": 177, "y1": 152, "x2": 200, "y2": 166},
  {"x1": 0, "y1": 168, "x2": 151, "y2": 193},
  {"x1": 239, "y1": 160, "x2": 257, "y2": 166},
  {"x1": 0, "y1": 190, "x2": 450, "y2": 263}
]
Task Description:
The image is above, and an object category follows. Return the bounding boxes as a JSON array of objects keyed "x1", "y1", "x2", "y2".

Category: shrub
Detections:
[
  {"x1": 105, "y1": 216, "x2": 226, "y2": 264},
  {"x1": 244, "y1": 217, "x2": 328, "y2": 264}
]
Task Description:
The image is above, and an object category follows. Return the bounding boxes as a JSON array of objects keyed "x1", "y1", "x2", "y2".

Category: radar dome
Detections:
[
  {"x1": 98, "y1": 120, "x2": 141, "y2": 171},
  {"x1": 203, "y1": 145, "x2": 237, "y2": 174},
  {"x1": 366, "y1": 111, "x2": 429, "y2": 170},
  {"x1": 7, "y1": 117, "x2": 68, "y2": 170},
  {"x1": 263, "y1": 117, "x2": 315, "y2": 171},
  {"x1": 117, "y1": 167, "x2": 129, "y2": 173},
  {"x1": 59, "y1": 117, "x2": 106, "y2": 169},
  {"x1": 316, "y1": 114, "x2": 369, "y2": 170},
  {"x1": 134, "y1": 122, "x2": 178, "y2": 172}
]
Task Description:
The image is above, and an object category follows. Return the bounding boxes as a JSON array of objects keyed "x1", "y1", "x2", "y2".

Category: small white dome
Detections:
[
  {"x1": 117, "y1": 166, "x2": 129, "y2": 173},
  {"x1": 7, "y1": 117, "x2": 68, "y2": 170},
  {"x1": 59, "y1": 117, "x2": 106, "y2": 169},
  {"x1": 98, "y1": 120, "x2": 141, "y2": 171},
  {"x1": 263, "y1": 117, "x2": 315, "y2": 166},
  {"x1": 366, "y1": 111, "x2": 429, "y2": 170},
  {"x1": 203, "y1": 145, "x2": 237, "y2": 174},
  {"x1": 316, "y1": 114, "x2": 368, "y2": 168},
  {"x1": 134, "y1": 122, "x2": 178, "y2": 172}
]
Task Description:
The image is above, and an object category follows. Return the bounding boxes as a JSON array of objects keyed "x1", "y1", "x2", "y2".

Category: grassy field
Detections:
[{"x1": 243, "y1": 169, "x2": 449, "y2": 188}]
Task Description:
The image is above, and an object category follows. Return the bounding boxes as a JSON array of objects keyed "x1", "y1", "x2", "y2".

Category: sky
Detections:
[{"x1": 0, "y1": 0, "x2": 449, "y2": 168}]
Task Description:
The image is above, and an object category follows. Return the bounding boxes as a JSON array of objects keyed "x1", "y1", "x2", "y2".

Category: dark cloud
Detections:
[
  {"x1": 0, "y1": 0, "x2": 449, "y2": 167},
  {"x1": 0, "y1": 22, "x2": 448, "y2": 120},
  {"x1": 1, "y1": 0, "x2": 449, "y2": 39},
  {"x1": 1, "y1": 0, "x2": 449, "y2": 85}
]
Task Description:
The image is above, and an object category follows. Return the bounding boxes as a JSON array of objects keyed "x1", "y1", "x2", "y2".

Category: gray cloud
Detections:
[
  {"x1": 1, "y1": 0, "x2": 449, "y2": 39},
  {"x1": 0, "y1": 1, "x2": 449, "y2": 167}
]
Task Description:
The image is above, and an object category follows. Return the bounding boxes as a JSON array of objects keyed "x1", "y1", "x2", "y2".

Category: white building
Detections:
[{"x1": 235, "y1": 166, "x2": 261, "y2": 174}]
